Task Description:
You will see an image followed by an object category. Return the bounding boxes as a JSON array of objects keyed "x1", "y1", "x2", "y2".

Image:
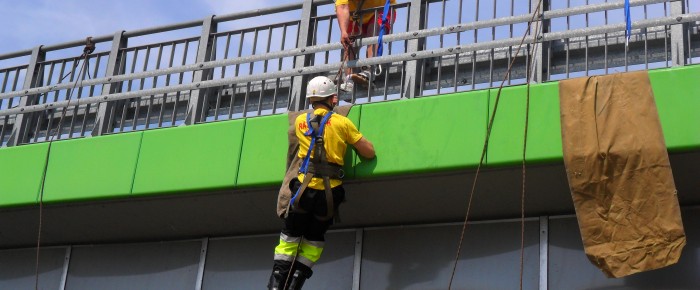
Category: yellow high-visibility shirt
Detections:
[
  {"x1": 336, "y1": 0, "x2": 397, "y2": 24},
  {"x1": 296, "y1": 108, "x2": 363, "y2": 190}
]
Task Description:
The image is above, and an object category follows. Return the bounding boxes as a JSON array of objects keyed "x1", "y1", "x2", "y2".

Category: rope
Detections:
[
  {"x1": 447, "y1": 1, "x2": 543, "y2": 289},
  {"x1": 520, "y1": 7, "x2": 542, "y2": 290},
  {"x1": 34, "y1": 40, "x2": 93, "y2": 290},
  {"x1": 282, "y1": 241, "x2": 303, "y2": 289},
  {"x1": 334, "y1": 45, "x2": 356, "y2": 86}
]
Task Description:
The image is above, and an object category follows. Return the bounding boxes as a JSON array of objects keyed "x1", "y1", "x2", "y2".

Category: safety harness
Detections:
[
  {"x1": 345, "y1": 0, "x2": 393, "y2": 79},
  {"x1": 286, "y1": 111, "x2": 344, "y2": 221}
]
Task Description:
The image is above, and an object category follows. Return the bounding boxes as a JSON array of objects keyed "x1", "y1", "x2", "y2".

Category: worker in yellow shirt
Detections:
[
  {"x1": 336, "y1": 0, "x2": 397, "y2": 92},
  {"x1": 267, "y1": 76, "x2": 375, "y2": 290}
]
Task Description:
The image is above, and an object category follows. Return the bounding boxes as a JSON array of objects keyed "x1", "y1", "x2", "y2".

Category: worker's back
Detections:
[{"x1": 295, "y1": 108, "x2": 363, "y2": 190}]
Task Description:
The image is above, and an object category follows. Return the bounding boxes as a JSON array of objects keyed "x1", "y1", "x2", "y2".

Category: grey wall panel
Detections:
[
  {"x1": 360, "y1": 221, "x2": 540, "y2": 290},
  {"x1": 65, "y1": 241, "x2": 201, "y2": 290},
  {"x1": 303, "y1": 231, "x2": 355, "y2": 290},
  {"x1": 549, "y1": 208, "x2": 700, "y2": 290},
  {"x1": 0, "y1": 247, "x2": 66, "y2": 290},
  {"x1": 201, "y1": 235, "x2": 278, "y2": 289},
  {"x1": 202, "y1": 231, "x2": 355, "y2": 290}
]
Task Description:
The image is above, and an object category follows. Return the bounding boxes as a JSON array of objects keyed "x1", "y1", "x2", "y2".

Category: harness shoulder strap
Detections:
[{"x1": 287, "y1": 111, "x2": 336, "y2": 220}]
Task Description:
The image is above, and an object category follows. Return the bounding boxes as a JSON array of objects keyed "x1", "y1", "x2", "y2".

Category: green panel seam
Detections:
[
  {"x1": 353, "y1": 105, "x2": 363, "y2": 177},
  {"x1": 130, "y1": 132, "x2": 146, "y2": 195},
  {"x1": 37, "y1": 142, "x2": 54, "y2": 204},
  {"x1": 234, "y1": 119, "x2": 248, "y2": 187},
  {"x1": 485, "y1": 88, "x2": 492, "y2": 165}
]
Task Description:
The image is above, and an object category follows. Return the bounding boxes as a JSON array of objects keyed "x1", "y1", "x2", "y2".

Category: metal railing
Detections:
[{"x1": 0, "y1": 0, "x2": 698, "y2": 147}]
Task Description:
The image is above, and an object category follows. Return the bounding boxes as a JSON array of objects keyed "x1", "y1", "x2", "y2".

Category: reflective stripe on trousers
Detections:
[{"x1": 274, "y1": 233, "x2": 325, "y2": 268}]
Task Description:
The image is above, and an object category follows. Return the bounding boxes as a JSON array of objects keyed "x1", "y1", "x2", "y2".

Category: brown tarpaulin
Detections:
[
  {"x1": 276, "y1": 105, "x2": 353, "y2": 218},
  {"x1": 559, "y1": 71, "x2": 686, "y2": 278}
]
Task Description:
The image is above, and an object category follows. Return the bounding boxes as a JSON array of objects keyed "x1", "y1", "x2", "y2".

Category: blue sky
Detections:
[{"x1": 0, "y1": 0, "x2": 300, "y2": 55}]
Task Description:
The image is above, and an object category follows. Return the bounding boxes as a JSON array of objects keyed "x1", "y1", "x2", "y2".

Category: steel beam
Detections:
[
  {"x1": 58, "y1": 246, "x2": 72, "y2": 290},
  {"x1": 92, "y1": 31, "x2": 128, "y2": 136},
  {"x1": 671, "y1": 0, "x2": 689, "y2": 66},
  {"x1": 539, "y1": 216, "x2": 548, "y2": 290},
  {"x1": 6, "y1": 46, "x2": 45, "y2": 146},
  {"x1": 194, "y1": 238, "x2": 209, "y2": 290},
  {"x1": 289, "y1": 0, "x2": 316, "y2": 111},
  {"x1": 403, "y1": 0, "x2": 427, "y2": 98},
  {"x1": 352, "y1": 229, "x2": 363, "y2": 290},
  {"x1": 530, "y1": 0, "x2": 549, "y2": 83},
  {"x1": 185, "y1": 16, "x2": 217, "y2": 125}
]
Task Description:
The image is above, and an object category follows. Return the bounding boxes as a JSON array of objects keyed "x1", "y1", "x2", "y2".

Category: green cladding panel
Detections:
[
  {"x1": 237, "y1": 114, "x2": 288, "y2": 187},
  {"x1": 0, "y1": 143, "x2": 49, "y2": 206},
  {"x1": 132, "y1": 120, "x2": 245, "y2": 195},
  {"x1": 42, "y1": 132, "x2": 143, "y2": 202},
  {"x1": 343, "y1": 106, "x2": 361, "y2": 179},
  {"x1": 649, "y1": 64, "x2": 700, "y2": 151},
  {"x1": 355, "y1": 91, "x2": 488, "y2": 177},
  {"x1": 487, "y1": 83, "x2": 563, "y2": 166}
]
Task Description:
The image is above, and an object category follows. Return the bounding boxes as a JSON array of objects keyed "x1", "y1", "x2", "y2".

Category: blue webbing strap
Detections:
[
  {"x1": 624, "y1": 0, "x2": 631, "y2": 47},
  {"x1": 290, "y1": 111, "x2": 334, "y2": 207},
  {"x1": 376, "y1": 0, "x2": 392, "y2": 57}
]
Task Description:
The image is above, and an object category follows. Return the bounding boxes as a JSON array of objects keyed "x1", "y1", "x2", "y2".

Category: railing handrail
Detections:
[
  {"x1": 1, "y1": 12, "x2": 697, "y2": 118},
  {"x1": 0, "y1": 0, "x2": 677, "y2": 101},
  {"x1": 0, "y1": 0, "x2": 340, "y2": 60}
]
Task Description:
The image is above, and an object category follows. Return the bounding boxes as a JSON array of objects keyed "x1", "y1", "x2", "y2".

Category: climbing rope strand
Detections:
[
  {"x1": 34, "y1": 51, "x2": 91, "y2": 290},
  {"x1": 283, "y1": 242, "x2": 303, "y2": 289},
  {"x1": 520, "y1": 8, "x2": 542, "y2": 290},
  {"x1": 447, "y1": 1, "x2": 543, "y2": 289}
]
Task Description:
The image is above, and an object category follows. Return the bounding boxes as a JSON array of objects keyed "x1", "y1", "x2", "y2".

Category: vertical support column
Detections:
[
  {"x1": 289, "y1": 0, "x2": 316, "y2": 111},
  {"x1": 538, "y1": 216, "x2": 549, "y2": 290},
  {"x1": 58, "y1": 246, "x2": 72, "y2": 290},
  {"x1": 194, "y1": 238, "x2": 209, "y2": 290},
  {"x1": 92, "y1": 31, "x2": 128, "y2": 136},
  {"x1": 7, "y1": 46, "x2": 45, "y2": 146},
  {"x1": 670, "y1": 0, "x2": 688, "y2": 67},
  {"x1": 403, "y1": 0, "x2": 426, "y2": 99},
  {"x1": 530, "y1": 0, "x2": 549, "y2": 83},
  {"x1": 185, "y1": 16, "x2": 218, "y2": 125},
  {"x1": 352, "y1": 229, "x2": 363, "y2": 290}
]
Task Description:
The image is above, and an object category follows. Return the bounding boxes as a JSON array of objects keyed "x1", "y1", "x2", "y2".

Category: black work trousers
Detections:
[{"x1": 273, "y1": 178, "x2": 345, "y2": 276}]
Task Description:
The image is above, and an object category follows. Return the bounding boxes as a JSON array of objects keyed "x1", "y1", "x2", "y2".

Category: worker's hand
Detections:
[{"x1": 341, "y1": 31, "x2": 352, "y2": 50}]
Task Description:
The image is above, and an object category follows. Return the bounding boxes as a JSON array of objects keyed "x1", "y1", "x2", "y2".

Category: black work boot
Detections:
[
  {"x1": 267, "y1": 270, "x2": 286, "y2": 290},
  {"x1": 286, "y1": 269, "x2": 308, "y2": 290}
]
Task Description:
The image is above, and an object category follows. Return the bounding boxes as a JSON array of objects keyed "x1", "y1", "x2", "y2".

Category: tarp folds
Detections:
[
  {"x1": 559, "y1": 71, "x2": 686, "y2": 278},
  {"x1": 277, "y1": 105, "x2": 353, "y2": 218}
]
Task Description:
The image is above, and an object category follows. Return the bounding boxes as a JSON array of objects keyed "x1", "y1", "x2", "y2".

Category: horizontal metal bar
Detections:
[
  {"x1": 543, "y1": 0, "x2": 676, "y2": 20},
  {"x1": 543, "y1": 12, "x2": 697, "y2": 41},
  {"x1": 3, "y1": 12, "x2": 697, "y2": 117},
  {"x1": 2, "y1": 0, "x2": 674, "y2": 101},
  {"x1": 0, "y1": 49, "x2": 33, "y2": 60},
  {"x1": 0, "y1": 1, "x2": 323, "y2": 60},
  {"x1": 0, "y1": 0, "x2": 671, "y2": 61}
]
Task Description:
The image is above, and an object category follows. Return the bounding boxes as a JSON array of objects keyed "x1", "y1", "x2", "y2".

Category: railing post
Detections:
[
  {"x1": 7, "y1": 46, "x2": 45, "y2": 146},
  {"x1": 403, "y1": 0, "x2": 426, "y2": 99},
  {"x1": 289, "y1": 0, "x2": 316, "y2": 111},
  {"x1": 92, "y1": 31, "x2": 128, "y2": 136},
  {"x1": 670, "y1": 0, "x2": 688, "y2": 67},
  {"x1": 530, "y1": 0, "x2": 549, "y2": 83},
  {"x1": 185, "y1": 15, "x2": 218, "y2": 125}
]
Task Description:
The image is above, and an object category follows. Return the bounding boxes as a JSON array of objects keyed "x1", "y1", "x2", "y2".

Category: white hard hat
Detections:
[{"x1": 306, "y1": 76, "x2": 337, "y2": 99}]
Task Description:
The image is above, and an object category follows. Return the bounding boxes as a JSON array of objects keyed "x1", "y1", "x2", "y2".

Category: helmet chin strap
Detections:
[{"x1": 312, "y1": 98, "x2": 335, "y2": 111}]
